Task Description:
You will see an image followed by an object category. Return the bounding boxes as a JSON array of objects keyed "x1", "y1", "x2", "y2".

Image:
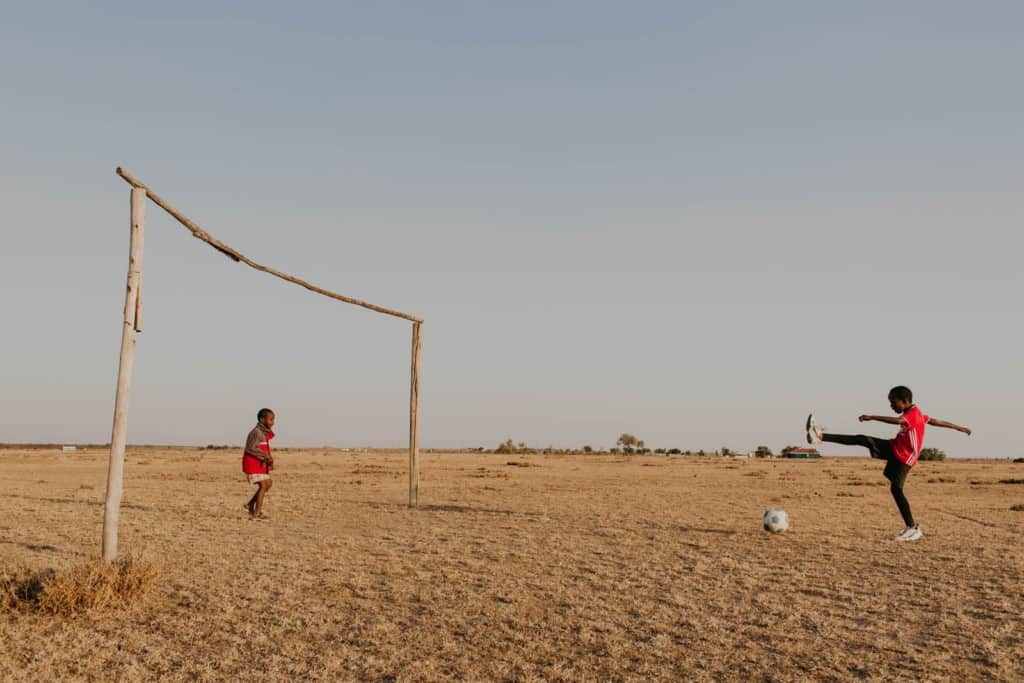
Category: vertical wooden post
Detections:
[
  {"x1": 409, "y1": 321, "x2": 422, "y2": 507},
  {"x1": 102, "y1": 187, "x2": 146, "y2": 561}
]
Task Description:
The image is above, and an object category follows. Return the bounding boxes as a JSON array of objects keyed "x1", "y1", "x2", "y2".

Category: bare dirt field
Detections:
[{"x1": 2, "y1": 448, "x2": 1022, "y2": 682}]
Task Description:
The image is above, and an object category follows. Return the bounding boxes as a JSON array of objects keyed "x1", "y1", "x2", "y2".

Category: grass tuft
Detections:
[{"x1": 1, "y1": 556, "x2": 157, "y2": 615}]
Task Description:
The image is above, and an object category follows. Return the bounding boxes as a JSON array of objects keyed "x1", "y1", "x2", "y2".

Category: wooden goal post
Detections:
[{"x1": 101, "y1": 167, "x2": 424, "y2": 561}]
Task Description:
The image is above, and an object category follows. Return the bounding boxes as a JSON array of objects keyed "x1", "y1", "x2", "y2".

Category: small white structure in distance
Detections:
[{"x1": 62, "y1": 446, "x2": 77, "y2": 453}]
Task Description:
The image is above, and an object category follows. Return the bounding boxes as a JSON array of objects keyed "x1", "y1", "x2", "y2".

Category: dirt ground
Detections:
[{"x1": 2, "y1": 448, "x2": 1022, "y2": 682}]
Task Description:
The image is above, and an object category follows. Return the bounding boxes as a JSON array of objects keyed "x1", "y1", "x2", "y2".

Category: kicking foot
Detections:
[
  {"x1": 806, "y1": 414, "x2": 823, "y2": 444},
  {"x1": 244, "y1": 502, "x2": 255, "y2": 517},
  {"x1": 895, "y1": 525, "x2": 922, "y2": 542}
]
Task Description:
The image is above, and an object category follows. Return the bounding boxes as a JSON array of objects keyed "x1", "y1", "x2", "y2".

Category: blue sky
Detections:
[{"x1": 1, "y1": 2, "x2": 1020, "y2": 456}]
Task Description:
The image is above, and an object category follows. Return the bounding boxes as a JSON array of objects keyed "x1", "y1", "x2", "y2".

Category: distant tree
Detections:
[
  {"x1": 610, "y1": 447, "x2": 621, "y2": 454},
  {"x1": 495, "y1": 439, "x2": 516, "y2": 454},
  {"x1": 617, "y1": 433, "x2": 639, "y2": 454},
  {"x1": 721, "y1": 447, "x2": 732, "y2": 457},
  {"x1": 654, "y1": 448, "x2": 665, "y2": 454},
  {"x1": 583, "y1": 445, "x2": 593, "y2": 454},
  {"x1": 919, "y1": 448, "x2": 946, "y2": 462},
  {"x1": 667, "y1": 448, "x2": 682, "y2": 455},
  {"x1": 755, "y1": 446, "x2": 773, "y2": 458},
  {"x1": 697, "y1": 449, "x2": 706, "y2": 456}
]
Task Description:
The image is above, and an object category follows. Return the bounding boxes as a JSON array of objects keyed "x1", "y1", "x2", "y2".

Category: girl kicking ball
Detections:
[{"x1": 806, "y1": 386, "x2": 971, "y2": 541}]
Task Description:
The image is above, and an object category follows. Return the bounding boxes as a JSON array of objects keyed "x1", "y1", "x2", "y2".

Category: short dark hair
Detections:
[
  {"x1": 257, "y1": 408, "x2": 274, "y2": 421},
  {"x1": 888, "y1": 386, "x2": 913, "y2": 404}
]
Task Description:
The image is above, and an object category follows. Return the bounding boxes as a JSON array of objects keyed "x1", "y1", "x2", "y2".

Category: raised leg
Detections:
[{"x1": 822, "y1": 433, "x2": 892, "y2": 460}]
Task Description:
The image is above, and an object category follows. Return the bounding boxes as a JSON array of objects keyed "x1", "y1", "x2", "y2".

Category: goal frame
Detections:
[{"x1": 101, "y1": 167, "x2": 423, "y2": 561}]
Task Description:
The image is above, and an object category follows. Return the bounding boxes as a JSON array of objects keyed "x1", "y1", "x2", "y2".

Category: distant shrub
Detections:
[
  {"x1": 582, "y1": 445, "x2": 593, "y2": 454},
  {"x1": 667, "y1": 448, "x2": 682, "y2": 455},
  {"x1": 919, "y1": 448, "x2": 946, "y2": 462}
]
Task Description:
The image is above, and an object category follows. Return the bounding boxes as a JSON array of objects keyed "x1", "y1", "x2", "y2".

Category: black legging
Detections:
[{"x1": 822, "y1": 433, "x2": 915, "y2": 527}]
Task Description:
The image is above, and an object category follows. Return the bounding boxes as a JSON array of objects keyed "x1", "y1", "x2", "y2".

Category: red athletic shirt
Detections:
[
  {"x1": 891, "y1": 405, "x2": 928, "y2": 467},
  {"x1": 242, "y1": 425, "x2": 274, "y2": 474}
]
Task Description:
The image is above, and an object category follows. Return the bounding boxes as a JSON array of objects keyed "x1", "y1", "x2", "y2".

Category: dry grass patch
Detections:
[{"x1": 1, "y1": 556, "x2": 157, "y2": 615}]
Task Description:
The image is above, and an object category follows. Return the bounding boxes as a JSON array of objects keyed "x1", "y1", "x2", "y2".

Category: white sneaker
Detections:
[
  {"x1": 895, "y1": 525, "x2": 923, "y2": 542},
  {"x1": 806, "y1": 414, "x2": 823, "y2": 444}
]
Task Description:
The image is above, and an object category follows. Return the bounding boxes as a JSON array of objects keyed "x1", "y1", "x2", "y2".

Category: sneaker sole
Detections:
[{"x1": 806, "y1": 414, "x2": 815, "y2": 444}]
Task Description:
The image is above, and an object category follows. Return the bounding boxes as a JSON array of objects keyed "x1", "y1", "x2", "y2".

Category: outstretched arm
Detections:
[
  {"x1": 859, "y1": 414, "x2": 903, "y2": 425},
  {"x1": 928, "y1": 417, "x2": 972, "y2": 436}
]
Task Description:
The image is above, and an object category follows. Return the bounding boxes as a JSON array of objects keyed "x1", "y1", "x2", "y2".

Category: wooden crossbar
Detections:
[{"x1": 115, "y1": 167, "x2": 423, "y2": 324}]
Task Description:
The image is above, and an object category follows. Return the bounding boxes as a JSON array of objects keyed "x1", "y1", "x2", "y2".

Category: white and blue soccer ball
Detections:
[{"x1": 762, "y1": 507, "x2": 789, "y2": 534}]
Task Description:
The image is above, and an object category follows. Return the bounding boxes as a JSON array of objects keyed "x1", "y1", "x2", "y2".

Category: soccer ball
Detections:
[{"x1": 762, "y1": 507, "x2": 789, "y2": 534}]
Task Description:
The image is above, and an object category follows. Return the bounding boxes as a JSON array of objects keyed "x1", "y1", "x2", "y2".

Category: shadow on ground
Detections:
[
  {"x1": 0, "y1": 539, "x2": 60, "y2": 552},
  {"x1": 9, "y1": 494, "x2": 150, "y2": 511}
]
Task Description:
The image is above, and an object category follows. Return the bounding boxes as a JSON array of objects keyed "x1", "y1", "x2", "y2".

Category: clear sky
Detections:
[{"x1": 1, "y1": 2, "x2": 1020, "y2": 457}]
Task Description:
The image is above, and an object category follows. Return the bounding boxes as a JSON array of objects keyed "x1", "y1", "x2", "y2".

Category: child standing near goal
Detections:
[
  {"x1": 242, "y1": 408, "x2": 276, "y2": 520},
  {"x1": 806, "y1": 386, "x2": 971, "y2": 541}
]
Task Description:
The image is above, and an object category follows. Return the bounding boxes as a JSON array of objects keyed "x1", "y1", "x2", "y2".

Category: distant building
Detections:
[
  {"x1": 62, "y1": 446, "x2": 77, "y2": 452},
  {"x1": 782, "y1": 447, "x2": 821, "y2": 459}
]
